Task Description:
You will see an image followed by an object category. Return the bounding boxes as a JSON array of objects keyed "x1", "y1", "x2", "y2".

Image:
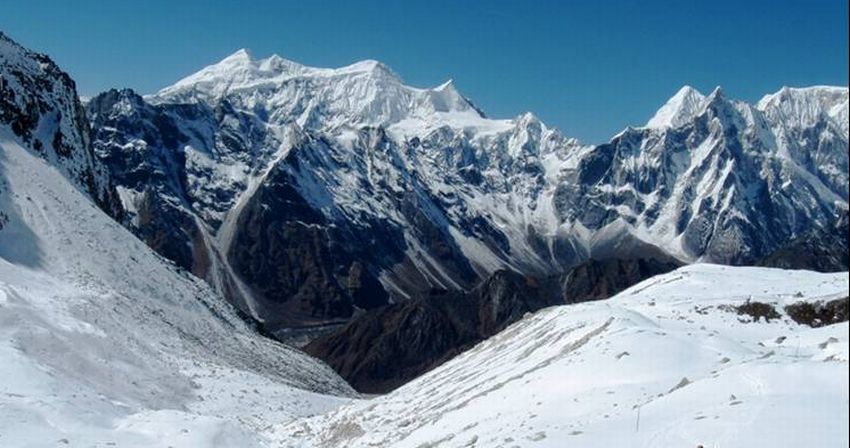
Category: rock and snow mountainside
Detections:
[
  {"x1": 273, "y1": 264, "x2": 849, "y2": 448},
  {"x1": 1, "y1": 35, "x2": 353, "y2": 447},
  {"x1": 0, "y1": 32, "x2": 122, "y2": 218},
  {"x1": 88, "y1": 50, "x2": 849, "y2": 331},
  {"x1": 758, "y1": 211, "x2": 849, "y2": 272},
  {"x1": 561, "y1": 85, "x2": 848, "y2": 264},
  {"x1": 87, "y1": 50, "x2": 582, "y2": 332}
]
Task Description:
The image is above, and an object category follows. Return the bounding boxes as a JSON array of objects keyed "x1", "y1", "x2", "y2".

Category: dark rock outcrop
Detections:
[
  {"x1": 305, "y1": 257, "x2": 678, "y2": 393},
  {"x1": 227, "y1": 162, "x2": 394, "y2": 329},
  {"x1": 785, "y1": 297, "x2": 849, "y2": 327},
  {"x1": 87, "y1": 88, "x2": 211, "y2": 276},
  {"x1": 304, "y1": 270, "x2": 552, "y2": 393},
  {"x1": 1, "y1": 32, "x2": 122, "y2": 218},
  {"x1": 757, "y1": 212, "x2": 849, "y2": 273},
  {"x1": 556, "y1": 256, "x2": 682, "y2": 303}
]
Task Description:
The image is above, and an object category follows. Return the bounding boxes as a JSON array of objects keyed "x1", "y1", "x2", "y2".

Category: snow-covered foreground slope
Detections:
[
  {"x1": 272, "y1": 264, "x2": 849, "y2": 448},
  {"x1": 0, "y1": 132, "x2": 353, "y2": 447}
]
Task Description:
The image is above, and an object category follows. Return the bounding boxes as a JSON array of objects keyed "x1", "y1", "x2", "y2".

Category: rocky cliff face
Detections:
[
  {"x1": 758, "y1": 211, "x2": 849, "y2": 272},
  {"x1": 1, "y1": 32, "x2": 121, "y2": 217}
]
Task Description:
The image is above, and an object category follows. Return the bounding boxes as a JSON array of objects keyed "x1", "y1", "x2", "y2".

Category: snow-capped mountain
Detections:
[
  {"x1": 87, "y1": 48, "x2": 849, "y2": 332},
  {"x1": 646, "y1": 85, "x2": 708, "y2": 128},
  {"x1": 153, "y1": 48, "x2": 485, "y2": 131},
  {"x1": 558, "y1": 86, "x2": 848, "y2": 263},
  {"x1": 1, "y1": 34, "x2": 353, "y2": 446},
  {"x1": 87, "y1": 50, "x2": 585, "y2": 333},
  {"x1": 273, "y1": 264, "x2": 850, "y2": 447},
  {"x1": 2, "y1": 31, "x2": 847, "y2": 448}
]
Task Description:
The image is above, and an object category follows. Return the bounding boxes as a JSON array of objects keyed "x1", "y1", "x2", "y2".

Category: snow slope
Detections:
[
  {"x1": 0, "y1": 130, "x2": 353, "y2": 447},
  {"x1": 271, "y1": 264, "x2": 849, "y2": 447}
]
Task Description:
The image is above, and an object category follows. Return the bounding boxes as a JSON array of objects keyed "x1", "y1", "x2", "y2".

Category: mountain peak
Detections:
[
  {"x1": 756, "y1": 85, "x2": 849, "y2": 134},
  {"x1": 757, "y1": 85, "x2": 848, "y2": 111},
  {"x1": 517, "y1": 111, "x2": 541, "y2": 125},
  {"x1": 435, "y1": 79, "x2": 456, "y2": 91},
  {"x1": 707, "y1": 86, "x2": 725, "y2": 100},
  {"x1": 221, "y1": 48, "x2": 253, "y2": 63},
  {"x1": 154, "y1": 49, "x2": 307, "y2": 101},
  {"x1": 152, "y1": 51, "x2": 487, "y2": 127},
  {"x1": 336, "y1": 59, "x2": 401, "y2": 82},
  {"x1": 646, "y1": 85, "x2": 707, "y2": 129}
]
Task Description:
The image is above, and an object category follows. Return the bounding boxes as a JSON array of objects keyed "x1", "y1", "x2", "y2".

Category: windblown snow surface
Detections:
[
  {"x1": 0, "y1": 132, "x2": 353, "y2": 447},
  {"x1": 272, "y1": 264, "x2": 849, "y2": 448}
]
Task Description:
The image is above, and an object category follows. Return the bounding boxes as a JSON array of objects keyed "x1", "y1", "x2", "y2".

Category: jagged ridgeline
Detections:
[{"x1": 84, "y1": 47, "x2": 848, "y2": 334}]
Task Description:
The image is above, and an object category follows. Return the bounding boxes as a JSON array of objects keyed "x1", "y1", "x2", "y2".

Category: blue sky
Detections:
[{"x1": 1, "y1": 0, "x2": 847, "y2": 142}]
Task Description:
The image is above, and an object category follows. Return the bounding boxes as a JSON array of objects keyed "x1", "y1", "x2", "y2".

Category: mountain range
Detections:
[
  {"x1": 83, "y1": 48, "x2": 848, "y2": 337},
  {"x1": 79, "y1": 44, "x2": 850, "y2": 391},
  {"x1": 1, "y1": 31, "x2": 848, "y2": 447}
]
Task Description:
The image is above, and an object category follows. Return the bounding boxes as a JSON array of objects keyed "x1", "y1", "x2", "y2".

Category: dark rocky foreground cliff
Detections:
[{"x1": 1, "y1": 32, "x2": 122, "y2": 219}]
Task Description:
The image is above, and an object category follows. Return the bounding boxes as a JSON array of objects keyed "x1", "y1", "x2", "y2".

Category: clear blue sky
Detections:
[{"x1": 2, "y1": 0, "x2": 847, "y2": 142}]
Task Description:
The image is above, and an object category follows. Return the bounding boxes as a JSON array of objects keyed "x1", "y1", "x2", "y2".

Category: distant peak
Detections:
[
  {"x1": 258, "y1": 53, "x2": 303, "y2": 73},
  {"x1": 435, "y1": 79, "x2": 456, "y2": 91},
  {"x1": 707, "y1": 86, "x2": 725, "y2": 100},
  {"x1": 646, "y1": 85, "x2": 707, "y2": 129},
  {"x1": 221, "y1": 48, "x2": 254, "y2": 64},
  {"x1": 757, "y1": 85, "x2": 849, "y2": 108},
  {"x1": 263, "y1": 54, "x2": 285, "y2": 65},
  {"x1": 675, "y1": 85, "x2": 703, "y2": 97},
  {"x1": 339, "y1": 59, "x2": 400, "y2": 79},
  {"x1": 152, "y1": 51, "x2": 486, "y2": 122},
  {"x1": 756, "y1": 85, "x2": 849, "y2": 131},
  {"x1": 518, "y1": 111, "x2": 540, "y2": 123}
]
